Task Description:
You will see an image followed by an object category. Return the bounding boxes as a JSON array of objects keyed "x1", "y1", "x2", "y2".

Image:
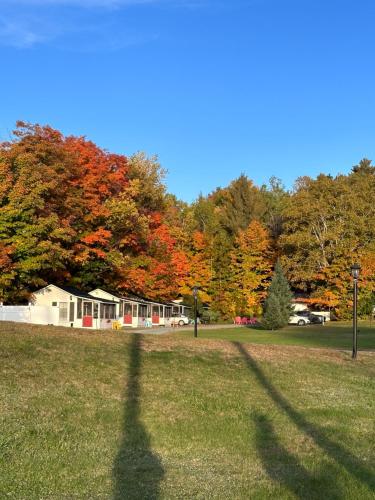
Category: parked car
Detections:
[
  {"x1": 308, "y1": 312, "x2": 325, "y2": 324},
  {"x1": 310, "y1": 311, "x2": 329, "y2": 322},
  {"x1": 289, "y1": 313, "x2": 311, "y2": 326},
  {"x1": 289, "y1": 310, "x2": 324, "y2": 326},
  {"x1": 168, "y1": 314, "x2": 190, "y2": 326}
]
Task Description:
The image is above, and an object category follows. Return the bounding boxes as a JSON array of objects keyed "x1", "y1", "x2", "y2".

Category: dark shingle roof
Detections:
[
  {"x1": 90, "y1": 288, "x2": 149, "y2": 305},
  {"x1": 92, "y1": 288, "x2": 172, "y2": 306},
  {"x1": 123, "y1": 292, "x2": 169, "y2": 306}
]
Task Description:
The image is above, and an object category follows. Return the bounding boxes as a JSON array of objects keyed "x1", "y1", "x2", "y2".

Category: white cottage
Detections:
[
  {"x1": 89, "y1": 288, "x2": 174, "y2": 327},
  {"x1": 32, "y1": 284, "x2": 117, "y2": 329},
  {"x1": 89, "y1": 288, "x2": 139, "y2": 328}
]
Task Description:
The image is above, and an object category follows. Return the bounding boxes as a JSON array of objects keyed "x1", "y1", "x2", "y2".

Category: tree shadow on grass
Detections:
[
  {"x1": 253, "y1": 412, "x2": 344, "y2": 499},
  {"x1": 233, "y1": 342, "x2": 375, "y2": 493},
  {"x1": 113, "y1": 334, "x2": 164, "y2": 499}
]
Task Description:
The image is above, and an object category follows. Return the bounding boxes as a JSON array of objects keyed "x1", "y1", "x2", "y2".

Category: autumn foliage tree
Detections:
[
  {"x1": 1, "y1": 121, "x2": 375, "y2": 320},
  {"x1": 0, "y1": 123, "x2": 78, "y2": 300},
  {"x1": 227, "y1": 220, "x2": 273, "y2": 317},
  {"x1": 279, "y1": 162, "x2": 375, "y2": 318},
  {"x1": 0, "y1": 122, "x2": 190, "y2": 302}
]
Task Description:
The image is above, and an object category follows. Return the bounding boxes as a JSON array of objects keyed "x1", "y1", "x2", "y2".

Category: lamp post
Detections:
[
  {"x1": 192, "y1": 286, "x2": 199, "y2": 338},
  {"x1": 351, "y1": 263, "x2": 361, "y2": 359}
]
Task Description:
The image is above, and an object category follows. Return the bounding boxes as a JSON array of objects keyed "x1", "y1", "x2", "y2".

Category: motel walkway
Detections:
[{"x1": 132, "y1": 323, "x2": 239, "y2": 334}]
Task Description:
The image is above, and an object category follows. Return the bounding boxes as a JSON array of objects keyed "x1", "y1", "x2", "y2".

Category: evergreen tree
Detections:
[{"x1": 262, "y1": 261, "x2": 293, "y2": 330}]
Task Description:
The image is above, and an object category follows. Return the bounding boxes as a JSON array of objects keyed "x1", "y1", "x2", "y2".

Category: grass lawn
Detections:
[
  {"x1": 1, "y1": 321, "x2": 374, "y2": 499},
  {"x1": 177, "y1": 321, "x2": 375, "y2": 350}
]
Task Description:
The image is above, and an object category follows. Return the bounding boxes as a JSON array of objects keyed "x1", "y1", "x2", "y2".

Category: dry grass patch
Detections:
[{"x1": 0, "y1": 322, "x2": 374, "y2": 499}]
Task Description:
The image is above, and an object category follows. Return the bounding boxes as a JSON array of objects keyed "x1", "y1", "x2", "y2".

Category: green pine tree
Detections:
[{"x1": 262, "y1": 261, "x2": 293, "y2": 330}]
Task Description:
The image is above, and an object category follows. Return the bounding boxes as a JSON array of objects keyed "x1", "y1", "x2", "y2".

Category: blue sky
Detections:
[{"x1": 1, "y1": 0, "x2": 375, "y2": 201}]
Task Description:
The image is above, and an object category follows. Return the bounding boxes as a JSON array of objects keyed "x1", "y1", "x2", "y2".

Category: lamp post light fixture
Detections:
[
  {"x1": 192, "y1": 286, "x2": 199, "y2": 338},
  {"x1": 351, "y1": 263, "x2": 361, "y2": 359}
]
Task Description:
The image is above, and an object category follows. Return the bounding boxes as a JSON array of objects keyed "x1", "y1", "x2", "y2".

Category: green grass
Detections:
[
  {"x1": 0, "y1": 321, "x2": 374, "y2": 499},
  {"x1": 177, "y1": 321, "x2": 375, "y2": 350}
]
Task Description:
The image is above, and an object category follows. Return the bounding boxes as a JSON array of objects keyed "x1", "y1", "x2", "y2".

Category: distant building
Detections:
[
  {"x1": 0, "y1": 283, "x2": 193, "y2": 329},
  {"x1": 32, "y1": 284, "x2": 117, "y2": 329}
]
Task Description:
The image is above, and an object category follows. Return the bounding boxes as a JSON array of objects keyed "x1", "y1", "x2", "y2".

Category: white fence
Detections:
[{"x1": 0, "y1": 305, "x2": 59, "y2": 325}]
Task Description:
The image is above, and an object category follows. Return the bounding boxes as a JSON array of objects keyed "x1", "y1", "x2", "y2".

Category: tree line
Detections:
[{"x1": 1, "y1": 122, "x2": 374, "y2": 319}]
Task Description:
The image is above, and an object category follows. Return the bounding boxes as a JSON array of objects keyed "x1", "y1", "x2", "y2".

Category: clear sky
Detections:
[{"x1": 1, "y1": 0, "x2": 375, "y2": 202}]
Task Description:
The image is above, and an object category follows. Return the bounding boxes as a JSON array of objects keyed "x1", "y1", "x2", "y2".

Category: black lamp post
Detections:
[
  {"x1": 351, "y1": 263, "x2": 361, "y2": 359},
  {"x1": 192, "y1": 286, "x2": 199, "y2": 338}
]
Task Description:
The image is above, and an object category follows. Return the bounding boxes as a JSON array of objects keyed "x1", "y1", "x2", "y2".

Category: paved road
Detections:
[{"x1": 132, "y1": 323, "x2": 239, "y2": 335}]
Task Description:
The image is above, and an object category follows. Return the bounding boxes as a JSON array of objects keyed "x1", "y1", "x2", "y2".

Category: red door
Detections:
[
  {"x1": 152, "y1": 315, "x2": 159, "y2": 324},
  {"x1": 83, "y1": 316, "x2": 93, "y2": 327},
  {"x1": 124, "y1": 314, "x2": 132, "y2": 325}
]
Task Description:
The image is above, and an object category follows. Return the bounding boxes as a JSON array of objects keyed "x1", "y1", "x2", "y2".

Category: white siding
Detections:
[
  {"x1": 89, "y1": 289, "x2": 120, "y2": 318},
  {"x1": 0, "y1": 305, "x2": 59, "y2": 325},
  {"x1": 89, "y1": 289, "x2": 120, "y2": 303},
  {"x1": 33, "y1": 285, "x2": 72, "y2": 305}
]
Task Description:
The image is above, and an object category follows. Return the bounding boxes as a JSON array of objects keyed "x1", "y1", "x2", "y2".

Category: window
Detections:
[
  {"x1": 147, "y1": 305, "x2": 151, "y2": 317},
  {"x1": 132, "y1": 304, "x2": 137, "y2": 317},
  {"x1": 139, "y1": 304, "x2": 147, "y2": 318},
  {"x1": 119, "y1": 301, "x2": 124, "y2": 316},
  {"x1": 52, "y1": 301, "x2": 57, "y2": 307},
  {"x1": 94, "y1": 303, "x2": 99, "y2": 319},
  {"x1": 165, "y1": 307, "x2": 172, "y2": 319},
  {"x1": 59, "y1": 302, "x2": 68, "y2": 322},
  {"x1": 124, "y1": 303, "x2": 132, "y2": 316},
  {"x1": 152, "y1": 305, "x2": 159, "y2": 316},
  {"x1": 69, "y1": 302, "x2": 75, "y2": 322},
  {"x1": 160, "y1": 306, "x2": 164, "y2": 318},
  {"x1": 109, "y1": 304, "x2": 116, "y2": 319},
  {"x1": 101, "y1": 304, "x2": 115, "y2": 319},
  {"x1": 77, "y1": 298, "x2": 82, "y2": 319},
  {"x1": 83, "y1": 302, "x2": 93, "y2": 317}
]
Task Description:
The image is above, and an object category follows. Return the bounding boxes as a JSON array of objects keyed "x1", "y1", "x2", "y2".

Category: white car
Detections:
[
  {"x1": 310, "y1": 311, "x2": 330, "y2": 322},
  {"x1": 288, "y1": 313, "x2": 311, "y2": 326},
  {"x1": 168, "y1": 314, "x2": 190, "y2": 326}
]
